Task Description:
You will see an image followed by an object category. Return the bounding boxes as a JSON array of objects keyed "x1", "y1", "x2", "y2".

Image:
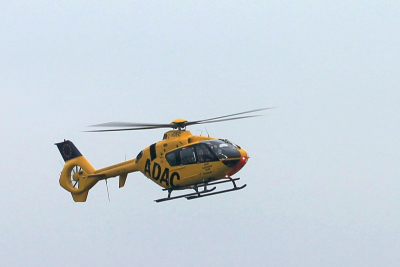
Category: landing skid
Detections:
[
  {"x1": 154, "y1": 177, "x2": 246, "y2": 203},
  {"x1": 155, "y1": 187, "x2": 217, "y2": 203},
  {"x1": 186, "y1": 184, "x2": 246, "y2": 200}
]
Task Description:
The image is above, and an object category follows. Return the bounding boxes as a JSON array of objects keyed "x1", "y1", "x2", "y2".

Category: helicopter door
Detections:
[
  {"x1": 180, "y1": 147, "x2": 197, "y2": 165},
  {"x1": 195, "y1": 144, "x2": 218, "y2": 163}
]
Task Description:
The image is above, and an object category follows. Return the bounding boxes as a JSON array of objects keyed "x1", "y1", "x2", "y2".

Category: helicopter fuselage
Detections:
[{"x1": 135, "y1": 130, "x2": 248, "y2": 189}]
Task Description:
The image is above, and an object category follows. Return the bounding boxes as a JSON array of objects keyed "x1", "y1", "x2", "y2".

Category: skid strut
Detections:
[{"x1": 154, "y1": 177, "x2": 246, "y2": 203}]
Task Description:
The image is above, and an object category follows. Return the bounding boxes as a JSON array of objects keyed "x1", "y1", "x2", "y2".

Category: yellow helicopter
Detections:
[{"x1": 55, "y1": 108, "x2": 272, "y2": 202}]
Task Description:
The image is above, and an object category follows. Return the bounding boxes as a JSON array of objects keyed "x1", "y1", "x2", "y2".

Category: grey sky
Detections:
[{"x1": 1, "y1": 1, "x2": 399, "y2": 266}]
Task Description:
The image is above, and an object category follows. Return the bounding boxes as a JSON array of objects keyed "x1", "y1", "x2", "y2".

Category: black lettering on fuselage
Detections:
[
  {"x1": 144, "y1": 159, "x2": 151, "y2": 176},
  {"x1": 170, "y1": 172, "x2": 180, "y2": 187},
  {"x1": 159, "y1": 168, "x2": 169, "y2": 186},
  {"x1": 166, "y1": 132, "x2": 181, "y2": 139},
  {"x1": 152, "y1": 162, "x2": 161, "y2": 180},
  {"x1": 144, "y1": 158, "x2": 180, "y2": 187}
]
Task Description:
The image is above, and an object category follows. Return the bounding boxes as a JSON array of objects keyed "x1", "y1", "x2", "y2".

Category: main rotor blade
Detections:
[
  {"x1": 86, "y1": 107, "x2": 274, "y2": 132},
  {"x1": 186, "y1": 107, "x2": 275, "y2": 125},
  {"x1": 88, "y1": 122, "x2": 173, "y2": 128},
  {"x1": 189, "y1": 114, "x2": 263, "y2": 126},
  {"x1": 85, "y1": 125, "x2": 171, "y2": 132}
]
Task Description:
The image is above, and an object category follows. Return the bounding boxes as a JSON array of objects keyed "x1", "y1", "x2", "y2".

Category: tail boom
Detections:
[{"x1": 56, "y1": 140, "x2": 138, "y2": 202}]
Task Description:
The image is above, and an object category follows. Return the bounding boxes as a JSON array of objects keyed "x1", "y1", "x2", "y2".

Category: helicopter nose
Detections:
[
  {"x1": 226, "y1": 149, "x2": 249, "y2": 177},
  {"x1": 238, "y1": 149, "x2": 249, "y2": 168}
]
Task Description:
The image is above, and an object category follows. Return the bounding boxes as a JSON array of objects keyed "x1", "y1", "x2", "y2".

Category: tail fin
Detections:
[
  {"x1": 55, "y1": 140, "x2": 96, "y2": 202},
  {"x1": 55, "y1": 140, "x2": 82, "y2": 162}
]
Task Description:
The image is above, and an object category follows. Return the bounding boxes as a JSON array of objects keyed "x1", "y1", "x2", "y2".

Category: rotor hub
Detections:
[
  {"x1": 171, "y1": 118, "x2": 187, "y2": 124},
  {"x1": 171, "y1": 118, "x2": 188, "y2": 130}
]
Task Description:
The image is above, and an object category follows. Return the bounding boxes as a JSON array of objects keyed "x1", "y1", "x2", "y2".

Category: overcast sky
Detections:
[{"x1": 1, "y1": 1, "x2": 400, "y2": 266}]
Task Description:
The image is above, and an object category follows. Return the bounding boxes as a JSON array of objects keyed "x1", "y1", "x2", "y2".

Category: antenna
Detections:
[
  {"x1": 105, "y1": 179, "x2": 110, "y2": 201},
  {"x1": 205, "y1": 127, "x2": 210, "y2": 137}
]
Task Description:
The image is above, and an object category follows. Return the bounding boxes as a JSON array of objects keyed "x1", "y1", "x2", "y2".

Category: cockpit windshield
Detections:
[{"x1": 199, "y1": 140, "x2": 241, "y2": 159}]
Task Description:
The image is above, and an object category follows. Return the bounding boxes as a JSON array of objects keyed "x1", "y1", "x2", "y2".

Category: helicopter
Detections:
[{"x1": 55, "y1": 108, "x2": 273, "y2": 202}]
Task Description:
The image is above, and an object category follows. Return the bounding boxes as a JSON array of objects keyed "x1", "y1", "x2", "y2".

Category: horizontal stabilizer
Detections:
[{"x1": 88, "y1": 174, "x2": 107, "y2": 179}]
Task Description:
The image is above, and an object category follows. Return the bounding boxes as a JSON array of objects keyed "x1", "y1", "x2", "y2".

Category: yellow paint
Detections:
[{"x1": 58, "y1": 128, "x2": 248, "y2": 202}]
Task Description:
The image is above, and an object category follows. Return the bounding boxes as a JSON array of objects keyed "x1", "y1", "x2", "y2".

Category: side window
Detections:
[
  {"x1": 180, "y1": 147, "x2": 196, "y2": 164},
  {"x1": 166, "y1": 144, "x2": 218, "y2": 166},
  {"x1": 166, "y1": 150, "x2": 181, "y2": 166},
  {"x1": 196, "y1": 144, "x2": 218, "y2": 163}
]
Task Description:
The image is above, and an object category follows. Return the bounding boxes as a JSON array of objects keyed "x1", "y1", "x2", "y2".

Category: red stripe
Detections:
[{"x1": 227, "y1": 156, "x2": 248, "y2": 176}]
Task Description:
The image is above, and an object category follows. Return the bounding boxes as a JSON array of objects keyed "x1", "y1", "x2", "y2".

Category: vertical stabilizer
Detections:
[
  {"x1": 55, "y1": 140, "x2": 96, "y2": 202},
  {"x1": 55, "y1": 140, "x2": 82, "y2": 162}
]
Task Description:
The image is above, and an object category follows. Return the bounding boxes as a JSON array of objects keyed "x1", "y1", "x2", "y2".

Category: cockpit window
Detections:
[
  {"x1": 196, "y1": 144, "x2": 218, "y2": 163},
  {"x1": 199, "y1": 140, "x2": 241, "y2": 159}
]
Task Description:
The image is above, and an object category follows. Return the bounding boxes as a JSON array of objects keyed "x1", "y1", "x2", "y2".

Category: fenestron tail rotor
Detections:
[
  {"x1": 86, "y1": 107, "x2": 275, "y2": 133},
  {"x1": 70, "y1": 166, "x2": 82, "y2": 189}
]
